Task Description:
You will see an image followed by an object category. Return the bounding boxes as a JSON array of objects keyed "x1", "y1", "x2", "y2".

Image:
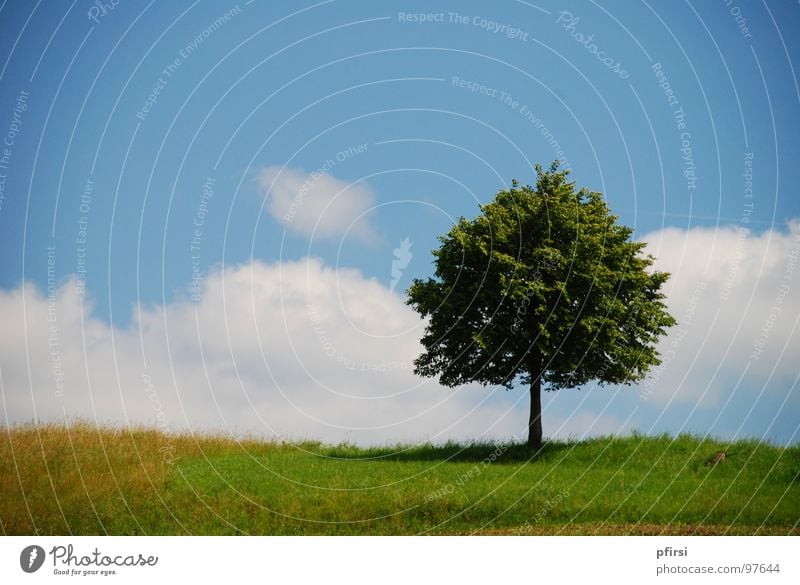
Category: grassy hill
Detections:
[{"x1": 1, "y1": 423, "x2": 798, "y2": 535}]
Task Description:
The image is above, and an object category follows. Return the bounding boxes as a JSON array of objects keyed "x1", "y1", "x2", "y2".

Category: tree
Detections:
[{"x1": 406, "y1": 162, "x2": 676, "y2": 448}]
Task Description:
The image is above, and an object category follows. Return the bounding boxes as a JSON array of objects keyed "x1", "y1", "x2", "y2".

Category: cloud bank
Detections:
[
  {"x1": 641, "y1": 220, "x2": 800, "y2": 411},
  {"x1": 0, "y1": 258, "x2": 518, "y2": 445},
  {"x1": 1, "y1": 221, "x2": 797, "y2": 444}
]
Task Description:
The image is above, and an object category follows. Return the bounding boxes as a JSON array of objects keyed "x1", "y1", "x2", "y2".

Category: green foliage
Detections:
[{"x1": 407, "y1": 162, "x2": 676, "y2": 391}]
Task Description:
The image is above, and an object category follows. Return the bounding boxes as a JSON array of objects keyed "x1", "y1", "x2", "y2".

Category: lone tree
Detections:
[{"x1": 407, "y1": 163, "x2": 675, "y2": 448}]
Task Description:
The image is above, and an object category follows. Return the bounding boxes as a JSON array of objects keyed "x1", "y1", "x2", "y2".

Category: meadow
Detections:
[{"x1": 1, "y1": 423, "x2": 798, "y2": 535}]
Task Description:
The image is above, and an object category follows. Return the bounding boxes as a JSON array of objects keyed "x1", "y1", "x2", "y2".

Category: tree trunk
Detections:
[{"x1": 528, "y1": 374, "x2": 543, "y2": 449}]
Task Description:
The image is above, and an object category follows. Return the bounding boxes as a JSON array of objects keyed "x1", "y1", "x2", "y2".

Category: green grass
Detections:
[{"x1": 1, "y1": 423, "x2": 798, "y2": 535}]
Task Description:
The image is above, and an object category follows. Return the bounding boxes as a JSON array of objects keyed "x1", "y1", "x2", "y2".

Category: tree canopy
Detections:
[{"x1": 406, "y1": 162, "x2": 676, "y2": 447}]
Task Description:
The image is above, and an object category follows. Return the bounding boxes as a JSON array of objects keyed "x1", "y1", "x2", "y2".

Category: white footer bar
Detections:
[{"x1": 1, "y1": 536, "x2": 796, "y2": 584}]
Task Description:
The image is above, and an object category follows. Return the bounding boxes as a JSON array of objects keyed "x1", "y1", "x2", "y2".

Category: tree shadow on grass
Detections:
[{"x1": 303, "y1": 439, "x2": 576, "y2": 465}]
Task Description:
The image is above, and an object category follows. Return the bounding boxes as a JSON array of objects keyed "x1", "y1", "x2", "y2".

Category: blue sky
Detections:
[{"x1": 0, "y1": 0, "x2": 798, "y2": 445}]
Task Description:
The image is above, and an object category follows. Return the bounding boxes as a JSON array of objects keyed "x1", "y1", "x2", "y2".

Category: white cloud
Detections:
[
  {"x1": 640, "y1": 220, "x2": 800, "y2": 407},
  {"x1": 1, "y1": 221, "x2": 797, "y2": 445},
  {"x1": 0, "y1": 258, "x2": 518, "y2": 445},
  {"x1": 257, "y1": 166, "x2": 377, "y2": 241}
]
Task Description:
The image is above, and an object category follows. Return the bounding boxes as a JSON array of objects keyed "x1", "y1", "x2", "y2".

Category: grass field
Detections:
[{"x1": 1, "y1": 423, "x2": 798, "y2": 535}]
